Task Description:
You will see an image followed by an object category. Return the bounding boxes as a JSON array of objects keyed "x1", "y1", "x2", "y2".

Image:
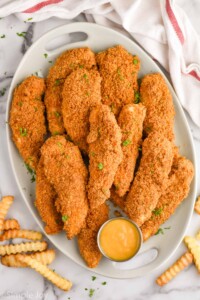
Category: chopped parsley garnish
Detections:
[
  {"x1": 0, "y1": 34, "x2": 5, "y2": 38},
  {"x1": 34, "y1": 107, "x2": 38, "y2": 112},
  {"x1": 152, "y1": 208, "x2": 163, "y2": 216},
  {"x1": 133, "y1": 58, "x2": 138, "y2": 65},
  {"x1": 44, "y1": 53, "x2": 48, "y2": 58},
  {"x1": 83, "y1": 73, "x2": 89, "y2": 82},
  {"x1": 91, "y1": 276, "x2": 96, "y2": 281},
  {"x1": 110, "y1": 103, "x2": 115, "y2": 112},
  {"x1": 138, "y1": 147, "x2": 142, "y2": 151},
  {"x1": 57, "y1": 142, "x2": 62, "y2": 147},
  {"x1": 54, "y1": 111, "x2": 60, "y2": 118},
  {"x1": 25, "y1": 163, "x2": 36, "y2": 183},
  {"x1": 55, "y1": 79, "x2": 60, "y2": 86},
  {"x1": 62, "y1": 215, "x2": 69, "y2": 222},
  {"x1": 86, "y1": 91, "x2": 90, "y2": 96},
  {"x1": 85, "y1": 288, "x2": 88, "y2": 290},
  {"x1": 79, "y1": 65, "x2": 84, "y2": 68},
  {"x1": 89, "y1": 289, "x2": 95, "y2": 298},
  {"x1": 102, "y1": 282, "x2": 107, "y2": 285},
  {"x1": 0, "y1": 88, "x2": 6, "y2": 96},
  {"x1": 16, "y1": 32, "x2": 27, "y2": 38},
  {"x1": 134, "y1": 91, "x2": 140, "y2": 104},
  {"x1": 155, "y1": 227, "x2": 171, "y2": 235},
  {"x1": 52, "y1": 131, "x2": 60, "y2": 136},
  {"x1": 155, "y1": 228, "x2": 164, "y2": 235},
  {"x1": 122, "y1": 139, "x2": 131, "y2": 146},
  {"x1": 90, "y1": 152, "x2": 96, "y2": 157},
  {"x1": 117, "y1": 68, "x2": 124, "y2": 80},
  {"x1": 146, "y1": 126, "x2": 151, "y2": 132},
  {"x1": 18, "y1": 101, "x2": 23, "y2": 107},
  {"x1": 24, "y1": 17, "x2": 33, "y2": 23},
  {"x1": 48, "y1": 60, "x2": 52, "y2": 64},
  {"x1": 98, "y1": 163, "x2": 104, "y2": 170},
  {"x1": 19, "y1": 127, "x2": 27, "y2": 137}
]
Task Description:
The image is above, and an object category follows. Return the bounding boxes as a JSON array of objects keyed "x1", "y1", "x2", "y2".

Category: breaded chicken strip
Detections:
[
  {"x1": 9, "y1": 76, "x2": 46, "y2": 170},
  {"x1": 78, "y1": 203, "x2": 109, "y2": 268},
  {"x1": 140, "y1": 73, "x2": 175, "y2": 141},
  {"x1": 35, "y1": 157, "x2": 63, "y2": 234},
  {"x1": 114, "y1": 104, "x2": 146, "y2": 196},
  {"x1": 141, "y1": 156, "x2": 194, "y2": 241},
  {"x1": 45, "y1": 48, "x2": 96, "y2": 135},
  {"x1": 62, "y1": 69, "x2": 101, "y2": 152},
  {"x1": 126, "y1": 132, "x2": 173, "y2": 227},
  {"x1": 87, "y1": 105, "x2": 123, "y2": 209},
  {"x1": 41, "y1": 136, "x2": 88, "y2": 239},
  {"x1": 96, "y1": 45, "x2": 140, "y2": 115}
]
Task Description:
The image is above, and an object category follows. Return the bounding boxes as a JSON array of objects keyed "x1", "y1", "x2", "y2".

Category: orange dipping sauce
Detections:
[{"x1": 98, "y1": 218, "x2": 142, "y2": 261}]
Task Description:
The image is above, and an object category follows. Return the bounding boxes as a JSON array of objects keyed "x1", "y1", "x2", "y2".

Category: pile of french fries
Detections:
[
  {"x1": 156, "y1": 196, "x2": 200, "y2": 286},
  {"x1": 0, "y1": 195, "x2": 72, "y2": 292}
]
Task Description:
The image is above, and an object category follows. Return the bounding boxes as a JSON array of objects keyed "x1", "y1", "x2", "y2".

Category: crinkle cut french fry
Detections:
[
  {"x1": 156, "y1": 252, "x2": 193, "y2": 286},
  {"x1": 17, "y1": 256, "x2": 72, "y2": 291},
  {"x1": 1, "y1": 249, "x2": 55, "y2": 267},
  {"x1": 0, "y1": 229, "x2": 42, "y2": 241},
  {"x1": 0, "y1": 196, "x2": 14, "y2": 231},
  {"x1": 184, "y1": 236, "x2": 200, "y2": 273},
  {"x1": 3, "y1": 219, "x2": 20, "y2": 231},
  {"x1": 0, "y1": 241, "x2": 47, "y2": 256},
  {"x1": 194, "y1": 196, "x2": 200, "y2": 214}
]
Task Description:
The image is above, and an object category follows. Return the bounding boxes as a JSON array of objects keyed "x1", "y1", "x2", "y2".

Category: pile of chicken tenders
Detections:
[{"x1": 9, "y1": 45, "x2": 194, "y2": 268}]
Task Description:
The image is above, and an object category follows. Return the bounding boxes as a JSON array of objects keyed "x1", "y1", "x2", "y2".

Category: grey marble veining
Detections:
[{"x1": 0, "y1": 1, "x2": 200, "y2": 299}]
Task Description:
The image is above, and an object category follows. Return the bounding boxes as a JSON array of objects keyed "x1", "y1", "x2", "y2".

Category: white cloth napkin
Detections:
[{"x1": 1, "y1": 0, "x2": 200, "y2": 127}]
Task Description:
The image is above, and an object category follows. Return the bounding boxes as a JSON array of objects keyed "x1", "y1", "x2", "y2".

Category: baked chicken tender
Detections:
[
  {"x1": 141, "y1": 156, "x2": 194, "y2": 241},
  {"x1": 78, "y1": 203, "x2": 109, "y2": 268},
  {"x1": 62, "y1": 69, "x2": 101, "y2": 152},
  {"x1": 35, "y1": 157, "x2": 63, "y2": 234},
  {"x1": 114, "y1": 103, "x2": 146, "y2": 196},
  {"x1": 45, "y1": 48, "x2": 96, "y2": 135},
  {"x1": 140, "y1": 73, "x2": 175, "y2": 141},
  {"x1": 9, "y1": 76, "x2": 46, "y2": 170},
  {"x1": 125, "y1": 132, "x2": 173, "y2": 227},
  {"x1": 96, "y1": 45, "x2": 140, "y2": 115},
  {"x1": 87, "y1": 105, "x2": 123, "y2": 209},
  {"x1": 41, "y1": 136, "x2": 88, "y2": 239}
]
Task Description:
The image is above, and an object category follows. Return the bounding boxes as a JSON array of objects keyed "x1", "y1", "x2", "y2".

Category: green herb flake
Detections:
[
  {"x1": 24, "y1": 17, "x2": 33, "y2": 23},
  {"x1": 18, "y1": 101, "x2": 23, "y2": 107},
  {"x1": 57, "y1": 142, "x2": 62, "y2": 148},
  {"x1": 0, "y1": 88, "x2": 6, "y2": 96},
  {"x1": 0, "y1": 34, "x2": 5, "y2": 38},
  {"x1": 25, "y1": 163, "x2": 36, "y2": 183},
  {"x1": 16, "y1": 32, "x2": 27, "y2": 38},
  {"x1": 117, "y1": 68, "x2": 124, "y2": 80},
  {"x1": 164, "y1": 226, "x2": 171, "y2": 230},
  {"x1": 134, "y1": 91, "x2": 140, "y2": 104},
  {"x1": 86, "y1": 91, "x2": 90, "y2": 96},
  {"x1": 146, "y1": 126, "x2": 151, "y2": 132},
  {"x1": 89, "y1": 289, "x2": 95, "y2": 298},
  {"x1": 91, "y1": 276, "x2": 96, "y2": 281},
  {"x1": 98, "y1": 163, "x2": 104, "y2": 170},
  {"x1": 79, "y1": 65, "x2": 84, "y2": 69},
  {"x1": 90, "y1": 152, "x2": 96, "y2": 157},
  {"x1": 133, "y1": 59, "x2": 138, "y2": 65},
  {"x1": 110, "y1": 103, "x2": 115, "y2": 113},
  {"x1": 62, "y1": 215, "x2": 69, "y2": 222},
  {"x1": 44, "y1": 53, "x2": 48, "y2": 58},
  {"x1": 54, "y1": 111, "x2": 60, "y2": 118},
  {"x1": 85, "y1": 288, "x2": 88, "y2": 291},
  {"x1": 102, "y1": 282, "x2": 107, "y2": 285},
  {"x1": 138, "y1": 147, "x2": 142, "y2": 151},
  {"x1": 83, "y1": 73, "x2": 89, "y2": 82},
  {"x1": 155, "y1": 228, "x2": 164, "y2": 235},
  {"x1": 34, "y1": 107, "x2": 38, "y2": 112},
  {"x1": 52, "y1": 131, "x2": 60, "y2": 136},
  {"x1": 48, "y1": 60, "x2": 52, "y2": 64},
  {"x1": 55, "y1": 79, "x2": 61, "y2": 86},
  {"x1": 122, "y1": 139, "x2": 131, "y2": 146},
  {"x1": 152, "y1": 208, "x2": 163, "y2": 216},
  {"x1": 19, "y1": 127, "x2": 27, "y2": 137}
]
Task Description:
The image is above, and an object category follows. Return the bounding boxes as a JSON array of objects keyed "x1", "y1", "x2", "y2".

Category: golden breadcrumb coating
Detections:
[
  {"x1": 45, "y1": 48, "x2": 96, "y2": 135},
  {"x1": 126, "y1": 132, "x2": 173, "y2": 227},
  {"x1": 140, "y1": 73, "x2": 175, "y2": 141},
  {"x1": 62, "y1": 68, "x2": 101, "y2": 152},
  {"x1": 114, "y1": 103, "x2": 146, "y2": 196},
  {"x1": 96, "y1": 45, "x2": 140, "y2": 115},
  {"x1": 141, "y1": 155, "x2": 194, "y2": 241},
  {"x1": 87, "y1": 104, "x2": 123, "y2": 209},
  {"x1": 41, "y1": 136, "x2": 88, "y2": 239},
  {"x1": 9, "y1": 76, "x2": 46, "y2": 170},
  {"x1": 78, "y1": 203, "x2": 109, "y2": 268},
  {"x1": 35, "y1": 157, "x2": 62, "y2": 234},
  {"x1": 110, "y1": 188, "x2": 126, "y2": 212}
]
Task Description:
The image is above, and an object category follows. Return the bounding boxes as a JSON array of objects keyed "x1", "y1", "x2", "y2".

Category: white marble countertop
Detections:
[{"x1": 0, "y1": 1, "x2": 200, "y2": 299}]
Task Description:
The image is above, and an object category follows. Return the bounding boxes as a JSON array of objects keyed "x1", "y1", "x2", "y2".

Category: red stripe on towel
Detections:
[
  {"x1": 166, "y1": 0, "x2": 185, "y2": 44},
  {"x1": 23, "y1": 0, "x2": 63, "y2": 13},
  {"x1": 188, "y1": 70, "x2": 200, "y2": 81}
]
